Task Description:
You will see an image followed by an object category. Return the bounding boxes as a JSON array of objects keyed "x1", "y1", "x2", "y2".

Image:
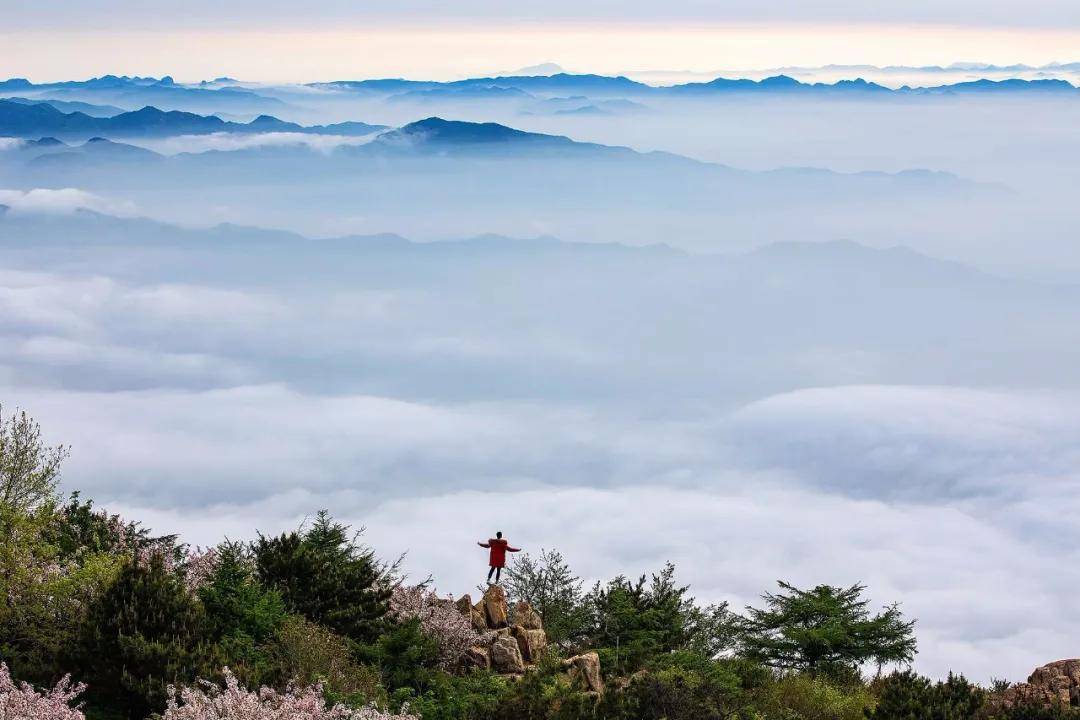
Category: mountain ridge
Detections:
[
  {"x1": 0, "y1": 99, "x2": 386, "y2": 139},
  {"x1": 6, "y1": 73, "x2": 1076, "y2": 104}
]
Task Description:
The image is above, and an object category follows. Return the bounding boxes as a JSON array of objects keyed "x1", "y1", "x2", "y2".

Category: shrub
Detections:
[
  {"x1": 491, "y1": 667, "x2": 588, "y2": 720},
  {"x1": 994, "y1": 704, "x2": 1080, "y2": 720},
  {"x1": 163, "y1": 668, "x2": 416, "y2": 720},
  {"x1": 268, "y1": 615, "x2": 384, "y2": 706},
  {"x1": 368, "y1": 619, "x2": 442, "y2": 696},
  {"x1": 394, "y1": 670, "x2": 508, "y2": 720},
  {"x1": 615, "y1": 664, "x2": 733, "y2": 720},
  {"x1": 0, "y1": 662, "x2": 85, "y2": 720},
  {"x1": 868, "y1": 670, "x2": 985, "y2": 720},
  {"x1": 768, "y1": 673, "x2": 876, "y2": 720},
  {"x1": 389, "y1": 585, "x2": 490, "y2": 671}
]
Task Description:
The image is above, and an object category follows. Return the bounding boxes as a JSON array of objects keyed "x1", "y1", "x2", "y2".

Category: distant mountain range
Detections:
[
  {"x1": 369, "y1": 117, "x2": 592, "y2": 153},
  {"x1": 304, "y1": 72, "x2": 1080, "y2": 97},
  {"x1": 0, "y1": 100, "x2": 386, "y2": 139},
  {"x1": 768, "y1": 61, "x2": 1080, "y2": 74},
  {"x1": 0, "y1": 75, "x2": 286, "y2": 115},
  {"x1": 2, "y1": 116, "x2": 984, "y2": 193},
  {"x1": 4, "y1": 73, "x2": 1076, "y2": 109},
  {"x1": 1, "y1": 96, "x2": 125, "y2": 117}
]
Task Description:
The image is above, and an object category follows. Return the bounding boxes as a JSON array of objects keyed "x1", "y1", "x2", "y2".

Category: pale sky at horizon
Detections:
[{"x1": 2, "y1": 0, "x2": 1079, "y2": 82}]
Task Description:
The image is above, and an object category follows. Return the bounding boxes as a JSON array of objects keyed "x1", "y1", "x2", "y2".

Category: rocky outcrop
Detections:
[
  {"x1": 514, "y1": 601, "x2": 543, "y2": 630},
  {"x1": 513, "y1": 626, "x2": 547, "y2": 662},
  {"x1": 1000, "y1": 660, "x2": 1080, "y2": 708},
  {"x1": 458, "y1": 586, "x2": 598, "y2": 688},
  {"x1": 482, "y1": 585, "x2": 509, "y2": 629},
  {"x1": 491, "y1": 635, "x2": 526, "y2": 674},
  {"x1": 463, "y1": 644, "x2": 491, "y2": 670},
  {"x1": 563, "y1": 652, "x2": 604, "y2": 693},
  {"x1": 458, "y1": 593, "x2": 489, "y2": 633}
]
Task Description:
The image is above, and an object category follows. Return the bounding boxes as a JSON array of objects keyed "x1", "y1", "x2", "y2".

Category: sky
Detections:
[{"x1": 2, "y1": 0, "x2": 1079, "y2": 81}]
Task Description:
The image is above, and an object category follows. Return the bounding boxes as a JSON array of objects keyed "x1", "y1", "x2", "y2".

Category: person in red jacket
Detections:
[{"x1": 477, "y1": 531, "x2": 520, "y2": 584}]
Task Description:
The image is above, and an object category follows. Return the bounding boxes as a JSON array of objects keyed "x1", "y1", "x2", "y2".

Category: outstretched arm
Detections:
[
  {"x1": 507, "y1": 546, "x2": 521, "y2": 552},
  {"x1": 477, "y1": 541, "x2": 490, "y2": 548}
]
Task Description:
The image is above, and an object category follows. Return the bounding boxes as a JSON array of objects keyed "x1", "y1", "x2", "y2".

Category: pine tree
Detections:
[
  {"x1": 741, "y1": 581, "x2": 916, "y2": 676},
  {"x1": 586, "y1": 563, "x2": 732, "y2": 674},
  {"x1": 254, "y1": 511, "x2": 391, "y2": 644},
  {"x1": 75, "y1": 553, "x2": 217, "y2": 719},
  {"x1": 868, "y1": 670, "x2": 985, "y2": 720}
]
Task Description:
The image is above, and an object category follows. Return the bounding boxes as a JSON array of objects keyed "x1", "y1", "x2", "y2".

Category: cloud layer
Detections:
[
  {"x1": 0, "y1": 188, "x2": 137, "y2": 216},
  {"x1": 23, "y1": 380, "x2": 1071, "y2": 683}
]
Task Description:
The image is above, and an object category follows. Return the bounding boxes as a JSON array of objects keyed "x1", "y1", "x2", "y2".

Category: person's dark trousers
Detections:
[{"x1": 487, "y1": 566, "x2": 501, "y2": 583}]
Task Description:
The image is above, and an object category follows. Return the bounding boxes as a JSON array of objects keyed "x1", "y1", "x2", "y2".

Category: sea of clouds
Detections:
[{"x1": 1, "y1": 212, "x2": 1078, "y2": 681}]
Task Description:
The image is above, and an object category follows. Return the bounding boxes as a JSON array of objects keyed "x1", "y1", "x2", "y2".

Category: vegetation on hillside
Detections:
[{"x1": 0, "y1": 404, "x2": 1070, "y2": 720}]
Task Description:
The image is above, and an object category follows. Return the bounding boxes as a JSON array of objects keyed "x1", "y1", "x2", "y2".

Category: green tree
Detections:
[
  {"x1": 741, "y1": 582, "x2": 917, "y2": 677},
  {"x1": 202, "y1": 541, "x2": 286, "y2": 641},
  {"x1": 504, "y1": 549, "x2": 589, "y2": 646},
  {"x1": 867, "y1": 670, "x2": 984, "y2": 720},
  {"x1": 402, "y1": 669, "x2": 507, "y2": 720},
  {"x1": 44, "y1": 492, "x2": 159, "y2": 561},
  {"x1": 75, "y1": 554, "x2": 217, "y2": 719},
  {"x1": 366, "y1": 617, "x2": 442, "y2": 696},
  {"x1": 0, "y1": 405, "x2": 70, "y2": 684},
  {"x1": 0, "y1": 406, "x2": 67, "y2": 535},
  {"x1": 198, "y1": 540, "x2": 287, "y2": 687},
  {"x1": 254, "y1": 511, "x2": 391, "y2": 644},
  {"x1": 587, "y1": 563, "x2": 733, "y2": 675}
]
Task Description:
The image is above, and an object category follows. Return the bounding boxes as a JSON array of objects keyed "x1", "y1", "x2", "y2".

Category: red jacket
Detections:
[{"x1": 479, "y1": 538, "x2": 520, "y2": 568}]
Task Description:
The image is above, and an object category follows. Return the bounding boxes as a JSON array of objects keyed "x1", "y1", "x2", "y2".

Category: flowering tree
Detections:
[
  {"x1": 181, "y1": 546, "x2": 220, "y2": 595},
  {"x1": 164, "y1": 669, "x2": 417, "y2": 720},
  {"x1": 389, "y1": 585, "x2": 490, "y2": 671},
  {"x1": 0, "y1": 663, "x2": 85, "y2": 720}
]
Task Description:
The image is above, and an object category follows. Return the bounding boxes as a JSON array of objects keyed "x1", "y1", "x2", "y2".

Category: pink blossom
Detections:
[
  {"x1": 0, "y1": 663, "x2": 85, "y2": 720},
  {"x1": 164, "y1": 668, "x2": 416, "y2": 720},
  {"x1": 180, "y1": 546, "x2": 219, "y2": 594},
  {"x1": 390, "y1": 585, "x2": 493, "y2": 671}
]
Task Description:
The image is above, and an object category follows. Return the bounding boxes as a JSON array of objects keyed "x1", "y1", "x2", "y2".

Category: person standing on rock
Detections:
[{"x1": 478, "y1": 531, "x2": 520, "y2": 584}]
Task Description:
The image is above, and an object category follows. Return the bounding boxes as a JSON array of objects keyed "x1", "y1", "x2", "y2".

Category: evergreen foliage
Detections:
[
  {"x1": 741, "y1": 582, "x2": 917, "y2": 676},
  {"x1": 585, "y1": 563, "x2": 734, "y2": 675},
  {"x1": 867, "y1": 670, "x2": 985, "y2": 720},
  {"x1": 75, "y1": 554, "x2": 218, "y2": 719},
  {"x1": 254, "y1": 511, "x2": 392, "y2": 644}
]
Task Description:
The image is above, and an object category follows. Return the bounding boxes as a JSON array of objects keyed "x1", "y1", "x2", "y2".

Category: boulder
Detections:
[
  {"x1": 463, "y1": 645, "x2": 491, "y2": 670},
  {"x1": 512, "y1": 625, "x2": 547, "y2": 662},
  {"x1": 563, "y1": 652, "x2": 603, "y2": 693},
  {"x1": 470, "y1": 605, "x2": 488, "y2": 633},
  {"x1": 514, "y1": 601, "x2": 543, "y2": 630},
  {"x1": 1000, "y1": 660, "x2": 1080, "y2": 708},
  {"x1": 455, "y1": 594, "x2": 473, "y2": 617},
  {"x1": 482, "y1": 584, "x2": 509, "y2": 629},
  {"x1": 491, "y1": 635, "x2": 526, "y2": 674}
]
